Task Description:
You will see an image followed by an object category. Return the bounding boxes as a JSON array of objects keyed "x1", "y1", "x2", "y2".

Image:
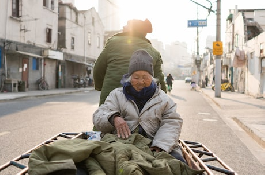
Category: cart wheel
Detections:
[
  {"x1": 225, "y1": 87, "x2": 230, "y2": 91},
  {"x1": 212, "y1": 86, "x2": 215, "y2": 91}
]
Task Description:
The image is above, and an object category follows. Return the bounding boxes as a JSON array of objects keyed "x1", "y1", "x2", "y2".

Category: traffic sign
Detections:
[
  {"x1": 213, "y1": 41, "x2": 223, "y2": 55},
  {"x1": 187, "y1": 20, "x2": 207, "y2": 27}
]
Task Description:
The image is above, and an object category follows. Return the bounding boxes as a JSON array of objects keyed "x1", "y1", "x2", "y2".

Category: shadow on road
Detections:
[{"x1": 169, "y1": 94, "x2": 187, "y2": 101}]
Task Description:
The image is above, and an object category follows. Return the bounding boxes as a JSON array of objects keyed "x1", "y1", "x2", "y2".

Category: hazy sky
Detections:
[{"x1": 75, "y1": 0, "x2": 264, "y2": 54}]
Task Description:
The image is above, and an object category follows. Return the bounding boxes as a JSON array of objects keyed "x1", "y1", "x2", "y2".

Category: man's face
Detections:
[{"x1": 131, "y1": 71, "x2": 152, "y2": 92}]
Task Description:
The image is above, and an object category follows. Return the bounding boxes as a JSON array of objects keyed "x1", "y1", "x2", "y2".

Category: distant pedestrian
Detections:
[
  {"x1": 166, "y1": 74, "x2": 174, "y2": 90},
  {"x1": 205, "y1": 76, "x2": 209, "y2": 87}
]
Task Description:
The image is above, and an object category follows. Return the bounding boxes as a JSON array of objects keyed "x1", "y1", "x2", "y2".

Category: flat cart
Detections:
[{"x1": 0, "y1": 132, "x2": 237, "y2": 175}]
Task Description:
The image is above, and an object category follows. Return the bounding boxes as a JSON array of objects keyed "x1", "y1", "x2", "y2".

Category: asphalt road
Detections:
[
  {"x1": 171, "y1": 80, "x2": 265, "y2": 175},
  {"x1": 0, "y1": 90, "x2": 100, "y2": 174},
  {"x1": 0, "y1": 80, "x2": 264, "y2": 174}
]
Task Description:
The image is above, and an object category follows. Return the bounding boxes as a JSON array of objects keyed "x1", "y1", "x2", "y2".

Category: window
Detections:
[
  {"x1": 235, "y1": 34, "x2": 239, "y2": 47},
  {"x1": 88, "y1": 32, "x2": 91, "y2": 45},
  {"x1": 70, "y1": 9, "x2": 78, "y2": 23},
  {"x1": 260, "y1": 43, "x2": 264, "y2": 56},
  {"x1": 43, "y1": 0, "x2": 47, "y2": 7},
  {"x1": 228, "y1": 42, "x2": 231, "y2": 52},
  {"x1": 71, "y1": 37, "x2": 75, "y2": 50},
  {"x1": 46, "y1": 28, "x2": 52, "y2": 43},
  {"x1": 75, "y1": 12, "x2": 78, "y2": 23},
  {"x1": 96, "y1": 36, "x2": 100, "y2": 48},
  {"x1": 92, "y1": 17, "x2": 95, "y2": 26},
  {"x1": 12, "y1": 0, "x2": 22, "y2": 17},
  {"x1": 249, "y1": 52, "x2": 255, "y2": 75},
  {"x1": 51, "y1": 0, "x2": 54, "y2": 10},
  {"x1": 32, "y1": 58, "x2": 39, "y2": 70}
]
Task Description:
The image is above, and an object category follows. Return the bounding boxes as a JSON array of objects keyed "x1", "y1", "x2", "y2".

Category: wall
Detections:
[
  {"x1": 65, "y1": 61, "x2": 86, "y2": 87},
  {"x1": 245, "y1": 32, "x2": 265, "y2": 97}
]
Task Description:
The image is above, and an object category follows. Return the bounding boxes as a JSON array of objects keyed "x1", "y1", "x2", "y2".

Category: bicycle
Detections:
[{"x1": 36, "y1": 77, "x2": 49, "y2": 90}]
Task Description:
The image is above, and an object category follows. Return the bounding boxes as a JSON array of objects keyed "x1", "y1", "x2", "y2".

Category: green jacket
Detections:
[
  {"x1": 93, "y1": 33, "x2": 167, "y2": 105},
  {"x1": 28, "y1": 133, "x2": 204, "y2": 175}
]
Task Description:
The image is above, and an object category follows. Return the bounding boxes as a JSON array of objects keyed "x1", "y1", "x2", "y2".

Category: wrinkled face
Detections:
[{"x1": 131, "y1": 71, "x2": 152, "y2": 91}]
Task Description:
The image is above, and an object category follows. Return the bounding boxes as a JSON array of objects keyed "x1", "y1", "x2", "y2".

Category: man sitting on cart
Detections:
[{"x1": 93, "y1": 49, "x2": 186, "y2": 163}]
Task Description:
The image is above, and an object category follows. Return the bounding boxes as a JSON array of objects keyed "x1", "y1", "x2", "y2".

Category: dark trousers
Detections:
[{"x1": 169, "y1": 149, "x2": 187, "y2": 164}]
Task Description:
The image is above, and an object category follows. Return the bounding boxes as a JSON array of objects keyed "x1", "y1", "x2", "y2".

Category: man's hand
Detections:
[{"x1": 114, "y1": 117, "x2": 131, "y2": 139}]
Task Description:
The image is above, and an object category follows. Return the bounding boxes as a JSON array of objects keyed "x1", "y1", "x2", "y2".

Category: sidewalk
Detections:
[
  {"x1": 0, "y1": 87, "x2": 94, "y2": 101},
  {"x1": 200, "y1": 86, "x2": 265, "y2": 149}
]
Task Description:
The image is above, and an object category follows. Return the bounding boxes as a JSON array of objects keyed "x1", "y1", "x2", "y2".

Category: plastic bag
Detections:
[{"x1": 84, "y1": 131, "x2": 102, "y2": 141}]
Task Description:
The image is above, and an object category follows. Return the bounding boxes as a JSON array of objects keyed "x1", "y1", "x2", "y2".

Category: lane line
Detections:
[
  {"x1": 198, "y1": 112, "x2": 211, "y2": 115},
  {"x1": 0, "y1": 131, "x2": 10, "y2": 136}
]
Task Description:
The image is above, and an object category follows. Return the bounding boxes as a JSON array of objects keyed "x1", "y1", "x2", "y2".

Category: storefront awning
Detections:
[
  {"x1": 65, "y1": 58, "x2": 90, "y2": 65},
  {"x1": 43, "y1": 49, "x2": 63, "y2": 60},
  {"x1": 16, "y1": 51, "x2": 43, "y2": 58}
]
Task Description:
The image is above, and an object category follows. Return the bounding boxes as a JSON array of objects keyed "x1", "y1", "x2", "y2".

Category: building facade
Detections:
[
  {"x1": 224, "y1": 6, "x2": 265, "y2": 98},
  {"x1": 0, "y1": 0, "x2": 104, "y2": 91},
  {"x1": 58, "y1": 2, "x2": 104, "y2": 87},
  {"x1": 0, "y1": 0, "x2": 62, "y2": 91}
]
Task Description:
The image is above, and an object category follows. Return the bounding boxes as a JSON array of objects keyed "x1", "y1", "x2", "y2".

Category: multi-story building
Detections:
[
  {"x1": 0, "y1": 0, "x2": 104, "y2": 91},
  {"x1": 224, "y1": 6, "x2": 265, "y2": 97},
  {"x1": 0, "y1": 0, "x2": 62, "y2": 91},
  {"x1": 163, "y1": 42, "x2": 191, "y2": 79},
  {"x1": 58, "y1": 2, "x2": 104, "y2": 87},
  {"x1": 98, "y1": 0, "x2": 120, "y2": 32}
]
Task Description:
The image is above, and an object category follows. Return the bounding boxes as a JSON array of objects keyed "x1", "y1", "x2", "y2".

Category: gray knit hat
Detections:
[{"x1": 128, "y1": 49, "x2": 154, "y2": 76}]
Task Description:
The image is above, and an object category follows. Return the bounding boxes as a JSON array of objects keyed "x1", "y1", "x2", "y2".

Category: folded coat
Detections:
[{"x1": 28, "y1": 133, "x2": 204, "y2": 175}]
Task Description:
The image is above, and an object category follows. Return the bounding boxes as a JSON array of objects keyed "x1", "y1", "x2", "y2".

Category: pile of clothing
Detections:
[{"x1": 28, "y1": 134, "x2": 204, "y2": 175}]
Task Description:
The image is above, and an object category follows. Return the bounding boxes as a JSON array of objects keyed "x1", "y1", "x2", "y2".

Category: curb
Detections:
[
  {"x1": 233, "y1": 117, "x2": 265, "y2": 149},
  {"x1": 200, "y1": 89, "x2": 221, "y2": 108},
  {"x1": 0, "y1": 89, "x2": 90, "y2": 102},
  {"x1": 201, "y1": 89, "x2": 265, "y2": 149}
]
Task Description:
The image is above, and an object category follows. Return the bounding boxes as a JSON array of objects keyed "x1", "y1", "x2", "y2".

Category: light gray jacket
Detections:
[{"x1": 93, "y1": 87, "x2": 183, "y2": 153}]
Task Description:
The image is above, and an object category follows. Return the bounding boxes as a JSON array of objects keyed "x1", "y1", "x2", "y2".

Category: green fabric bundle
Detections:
[{"x1": 28, "y1": 134, "x2": 204, "y2": 175}]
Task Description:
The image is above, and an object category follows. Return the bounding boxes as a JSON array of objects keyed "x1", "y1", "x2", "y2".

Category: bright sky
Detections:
[{"x1": 75, "y1": 0, "x2": 264, "y2": 54}]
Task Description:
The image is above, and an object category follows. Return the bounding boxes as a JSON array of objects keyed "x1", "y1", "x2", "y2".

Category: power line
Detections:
[{"x1": 189, "y1": 0, "x2": 215, "y2": 14}]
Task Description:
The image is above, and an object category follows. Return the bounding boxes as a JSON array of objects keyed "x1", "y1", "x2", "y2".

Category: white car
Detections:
[{"x1": 185, "y1": 77, "x2": 192, "y2": 83}]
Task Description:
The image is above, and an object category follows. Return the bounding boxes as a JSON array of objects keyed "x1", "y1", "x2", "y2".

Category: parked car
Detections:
[{"x1": 185, "y1": 77, "x2": 192, "y2": 83}]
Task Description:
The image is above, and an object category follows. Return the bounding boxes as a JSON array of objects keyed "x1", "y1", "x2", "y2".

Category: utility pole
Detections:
[
  {"x1": 196, "y1": 5, "x2": 201, "y2": 87},
  {"x1": 215, "y1": 0, "x2": 221, "y2": 97}
]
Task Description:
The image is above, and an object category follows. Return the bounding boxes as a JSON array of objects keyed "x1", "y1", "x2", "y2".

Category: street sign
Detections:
[
  {"x1": 187, "y1": 20, "x2": 207, "y2": 27},
  {"x1": 213, "y1": 41, "x2": 223, "y2": 55}
]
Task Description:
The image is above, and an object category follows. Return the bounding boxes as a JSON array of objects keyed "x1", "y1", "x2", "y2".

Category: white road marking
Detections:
[
  {"x1": 198, "y1": 112, "x2": 211, "y2": 115},
  {"x1": 203, "y1": 119, "x2": 217, "y2": 122},
  {"x1": 0, "y1": 131, "x2": 10, "y2": 136}
]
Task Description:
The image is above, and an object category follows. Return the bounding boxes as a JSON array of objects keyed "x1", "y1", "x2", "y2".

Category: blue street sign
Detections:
[{"x1": 187, "y1": 20, "x2": 207, "y2": 27}]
